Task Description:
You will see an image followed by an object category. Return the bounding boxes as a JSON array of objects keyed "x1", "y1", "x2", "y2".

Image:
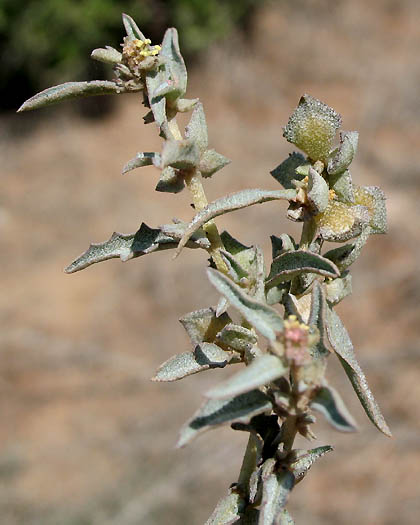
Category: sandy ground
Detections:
[{"x1": 1, "y1": 1, "x2": 420, "y2": 523}]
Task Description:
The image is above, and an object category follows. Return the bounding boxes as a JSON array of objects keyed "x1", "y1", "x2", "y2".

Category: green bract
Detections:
[{"x1": 19, "y1": 14, "x2": 391, "y2": 524}]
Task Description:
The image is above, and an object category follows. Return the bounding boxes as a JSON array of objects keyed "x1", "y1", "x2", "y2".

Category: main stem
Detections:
[{"x1": 168, "y1": 117, "x2": 228, "y2": 274}]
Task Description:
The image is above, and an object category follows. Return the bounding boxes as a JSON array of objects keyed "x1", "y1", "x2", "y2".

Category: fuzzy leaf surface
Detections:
[
  {"x1": 311, "y1": 385, "x2": 358, "y2": 432},
  {"x1": 176, "y1": 189, "x2": 296, "y2": 256},
  {"x1": 160, "y1": 27, "x2": 187, "y2": 100},
  {"x1": 266, "y1": 251, "x2": 340, "y2": 289},
  {"x1": 185, "y1": 102, "x2": 208, "y2": 152},
  {"x1": 288, "y1": 446, "x2": 333, "y2": 482},
  {"x1": 216, "y1": 324, "x2": 257, "y2": 352},
  {"x1": 270, "y1": 153, "x2": 306, "y2": 189},
  {"x1": 277, "y1": 509, "x2": 294, "y2": 525},
  {"x1": 307, "y1": 167, "x2": 329, "y2": 214},
  {"x1": 206, "y1": 354, "x2": 287, "y2": 399},
  {"x1": 329, "y1": 170, "x2": 354, "y2": 203},
  {"x1": 326, "y1": 308, "x2": 391, "y2": 436},
  {"x1": 200, "y1": 149, "x2": 231, "y2": 178},
  {"x1": 155, "y1": 166, "x2": 185, "y2": 193},
  {"x1": 18, "y1": 81, "x2": 122, "y2": 112},
  {"x1": 323, "y1": 226, "x2": 370, "y2": 270},
  {"x1": 205, "y1": 488, "x2": 245, "y2": 525},
  {"x1": 122, "y1": 13, "x2": 146, "y2": 40},
  {"x1": 259, "y1": 470, "x2": 295, "y2": 525},
  {"x1": 122, "y1": 152, "x2": 161, "y2": 174},
  {"x1": 162, "y1": 139, "x2": 200, "y2": 169},
  {"x1": 308, "y1": 281, "x2": 330, "y2": 359},
  {"x1": 325, "y1": 273, "x2": 352, "y2": 305},
  {"x1": 180, "y1": 308, "x2": 231, "y2": 345},
  {"x1": 177, "y1": 390, "x2": 272, "y2": 447},
  {"x1": 207, "y1": 269, "x2": 284, "y2": 341},
  {"x1": 327, "y1": 131, "x2": 359, "y2": 175},
  {"x1": 152, "y1": 343, "x2": 235, "y2": 382}
]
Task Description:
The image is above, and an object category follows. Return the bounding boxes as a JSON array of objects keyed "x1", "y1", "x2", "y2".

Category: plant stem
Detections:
[
  {"x1": 299, "y1": 217, "x2": 316, "y2": 250},
  {"x1": 168, "y1": 115, "x2": 228, "y2": 273},
  {"x1": 237, "y1": 433, "x2": 259, "y2": 495}
]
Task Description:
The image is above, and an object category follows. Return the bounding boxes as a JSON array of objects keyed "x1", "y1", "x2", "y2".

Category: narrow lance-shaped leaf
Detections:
[
  {"x1": 122, "y1": 13, "x2": 147, "y2": 41},
  {"x1": 152, "y1": 343, "x2": 237, "y2": 382},
  {"x1": 206, "y1": 354, "x2": 287, "y2": 400},
  {"x1": 308, "y1": 281, "x2": 330, "y2": 359},
  {"x1": 207, "y1": 269, "x2": 284, "y2": 341},
  {"x1": 177, "y1": 390, "x2": 272, "y2": 447},
  {"x1": 216, "y1": 324, "x2": 257, "y2": 352},
  {"x1": 122, "y1": 152, "x2": 161, "y2": 174},
  {"x1": 287, "y1": 446, "x2": 333, "y2": 483},
  {"x1": 307, "y1": 166, "x2": 329, "y2": 214},
  {"x1": 311, "y1": 385, "x2": 358, "y2": 432},
  {"x1": 175, "y1": 188, "x2": 296, "y2": 257},
  {"x1": 266, "y1": 250, "x2": 340, "y2": 289},
  {"x1": 326, "y1": 307, "x2": 392, "y2": 437},
  {"x1": 18, "y1": 81, "x2": 123, "y2": 112},
  {"x1": 205, "y1": 488, "x2": 246, "y2": 525},
  {"x1": 259, "y1": 470, "x2": 295, "y2": 525}
]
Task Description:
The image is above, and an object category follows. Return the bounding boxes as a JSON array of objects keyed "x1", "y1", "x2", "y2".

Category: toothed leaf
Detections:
[
  {"x1": 18, "y1": 81, "x2": 122, "y2": 112},
  {"x1": 180, "y1": 308, "x2": 231, "y2": 345},
  {"x1": 206, "y1": 354, "x2": 287, "y2": 399},
  {"x1": 177, "y1": 390, "x2": 272, "y2": 447},
  {"x1": 176, "y1": 189, "x2": 296, "y2": 256},
  {"x1": 326, "y1": 308, "x2": 392, "y2": 437},
  {"x1": 162, "y1": 139, "x2": 200, "y2": 169},
  {"x1": 200, "y1": 149, "x2": 231, "y2": 178},
  {"x1": 270, "y1": 153, "x2": 306, "y2": 189},
  {"x1": 207, "y1": 269, "x2": 284, "y2": 341},
  {"x1": 155, "y1": 166, "x2": 185, "y2": 193}
]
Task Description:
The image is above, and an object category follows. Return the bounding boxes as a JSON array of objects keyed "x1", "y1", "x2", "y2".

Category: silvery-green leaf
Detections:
[
  {"x1": 176, "y1": 98, "x2": 199, "y2": 112},
  {"x1": 278, "y1": 509, "x2": 294, "y2": 525},
  {"x1": 205, "y1": 488, "x2": 245, "y2": 525},
  {"x1": 251, "y1": 246, "x2": 266, "y2": 302},
  {"x1": 308, "y1": 281, "x2": 330, "y2": 359},
  {"x1": 270, "y1": 153, "x2": 306, "y2": 189},
  {"x1": 122, "y1": 152, "x2": 161, "y2": 174},
  {"x1": 91, "y1": 46, "x2": 122, "y2": 64},
  {"x1": 283, "y1": 293, "x2": 310, "y2": 323},
  {"x1": 207, "y1": 269, "x2": 284, "y2": 341},
  {"x1": 288, "y1": 446, "x2": 333, "y2": 483},
  {"x1": 220, "y1": 250, "x2": 249, "y2": 282},
  {"x1": 311, "y1": 384, "x2": 358, "y2": 432},
  {"x1": 122, "y1": 13, "x2": 146, "y2": 41},
  {"x1": 216, "y1": 324, "x2": 257, "y2": 352},
  {"x1": 326, "y1": 308, "x2": 392, "y2": 437},
  {"x1": 206, "y1": 354, "x2": 287, "y2": 399},
  {"x1": 221, "y1": 231, "x2": 250, "y2": 255},
  {"x1": 176, "y1": 189, "x2": 296, "y2": 257},
  {"x1": 162, "y1": 139, "x2": 200, "y2": 169},
  {"x1": 307, "y1": 167, "x2": 329, "y2": 214},
  {"x1": 160, "y1": 221, "x2": 210, "y2": 249},
  {"x1": 325, "y1": 272, "x2": 352, "y2": 305},
  {"x1": 323, "y1": 226, "x2": 370, "y2": 270},
  {"x1": 180, "y1": 307, "x2": 231, "y2": 345},
  {"x1": 266, "y1": 285, "x2": 288, "y2": 306},
  {"x1": 152, "y1": 343, "x2": 235, "y2": 382},
  {"x1": 259, "y1": 470, "x2": 295, "y2": 525},
  {"x1": 177, "y1": 390, "x2": 272, "y2": 447},
  {"x1": 185, "y1": 102, "x2": 208, "y2": 153},
  {"x1": 327, "y1": 131, "x2": 358, "y2": 175},
  {"x1": 17, "y1": 81, "x2": 122, "y2": 112},
  {"x1": 200, "y1": 149, "x2": 231, "y2": 178},
  {"x1": 146, "y1": 68, "x2": 168, "y2": 131},
  {"x1": 354, "y1": 186, "x2": 387, "y2": 234},
  {"x1": 155, "y1": 166, "x2": 185, "y2": 193},
  {"x1": 270, "y1": 234, "x2": 296, "y2": 259},
  {"x1": 266, "y1": 250, "x2": 340, "y2": 289},
  {"x1": 329, "y1": 170, "x2": 354, "y2": 203},
  {"x1": 216, "y1": 297, "x2": 229, "y2": 317},
  {"x1": 160, "y1": 28, "x2": 187, "y2": 100}
]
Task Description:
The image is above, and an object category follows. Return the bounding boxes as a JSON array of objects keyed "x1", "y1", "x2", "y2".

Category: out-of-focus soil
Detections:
[{"x1": 1, "y1": 1, "x2": 420, "y2": 523}]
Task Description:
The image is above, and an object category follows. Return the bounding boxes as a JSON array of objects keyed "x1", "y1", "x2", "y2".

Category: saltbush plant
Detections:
[{"x1": 19, "y1": 15, "x2": 391, "y2": 524}]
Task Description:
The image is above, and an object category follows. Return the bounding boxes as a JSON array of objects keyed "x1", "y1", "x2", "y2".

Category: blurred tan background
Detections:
[{"x1": 1, "y1": 1, "x2": 420, "y2": 523}]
